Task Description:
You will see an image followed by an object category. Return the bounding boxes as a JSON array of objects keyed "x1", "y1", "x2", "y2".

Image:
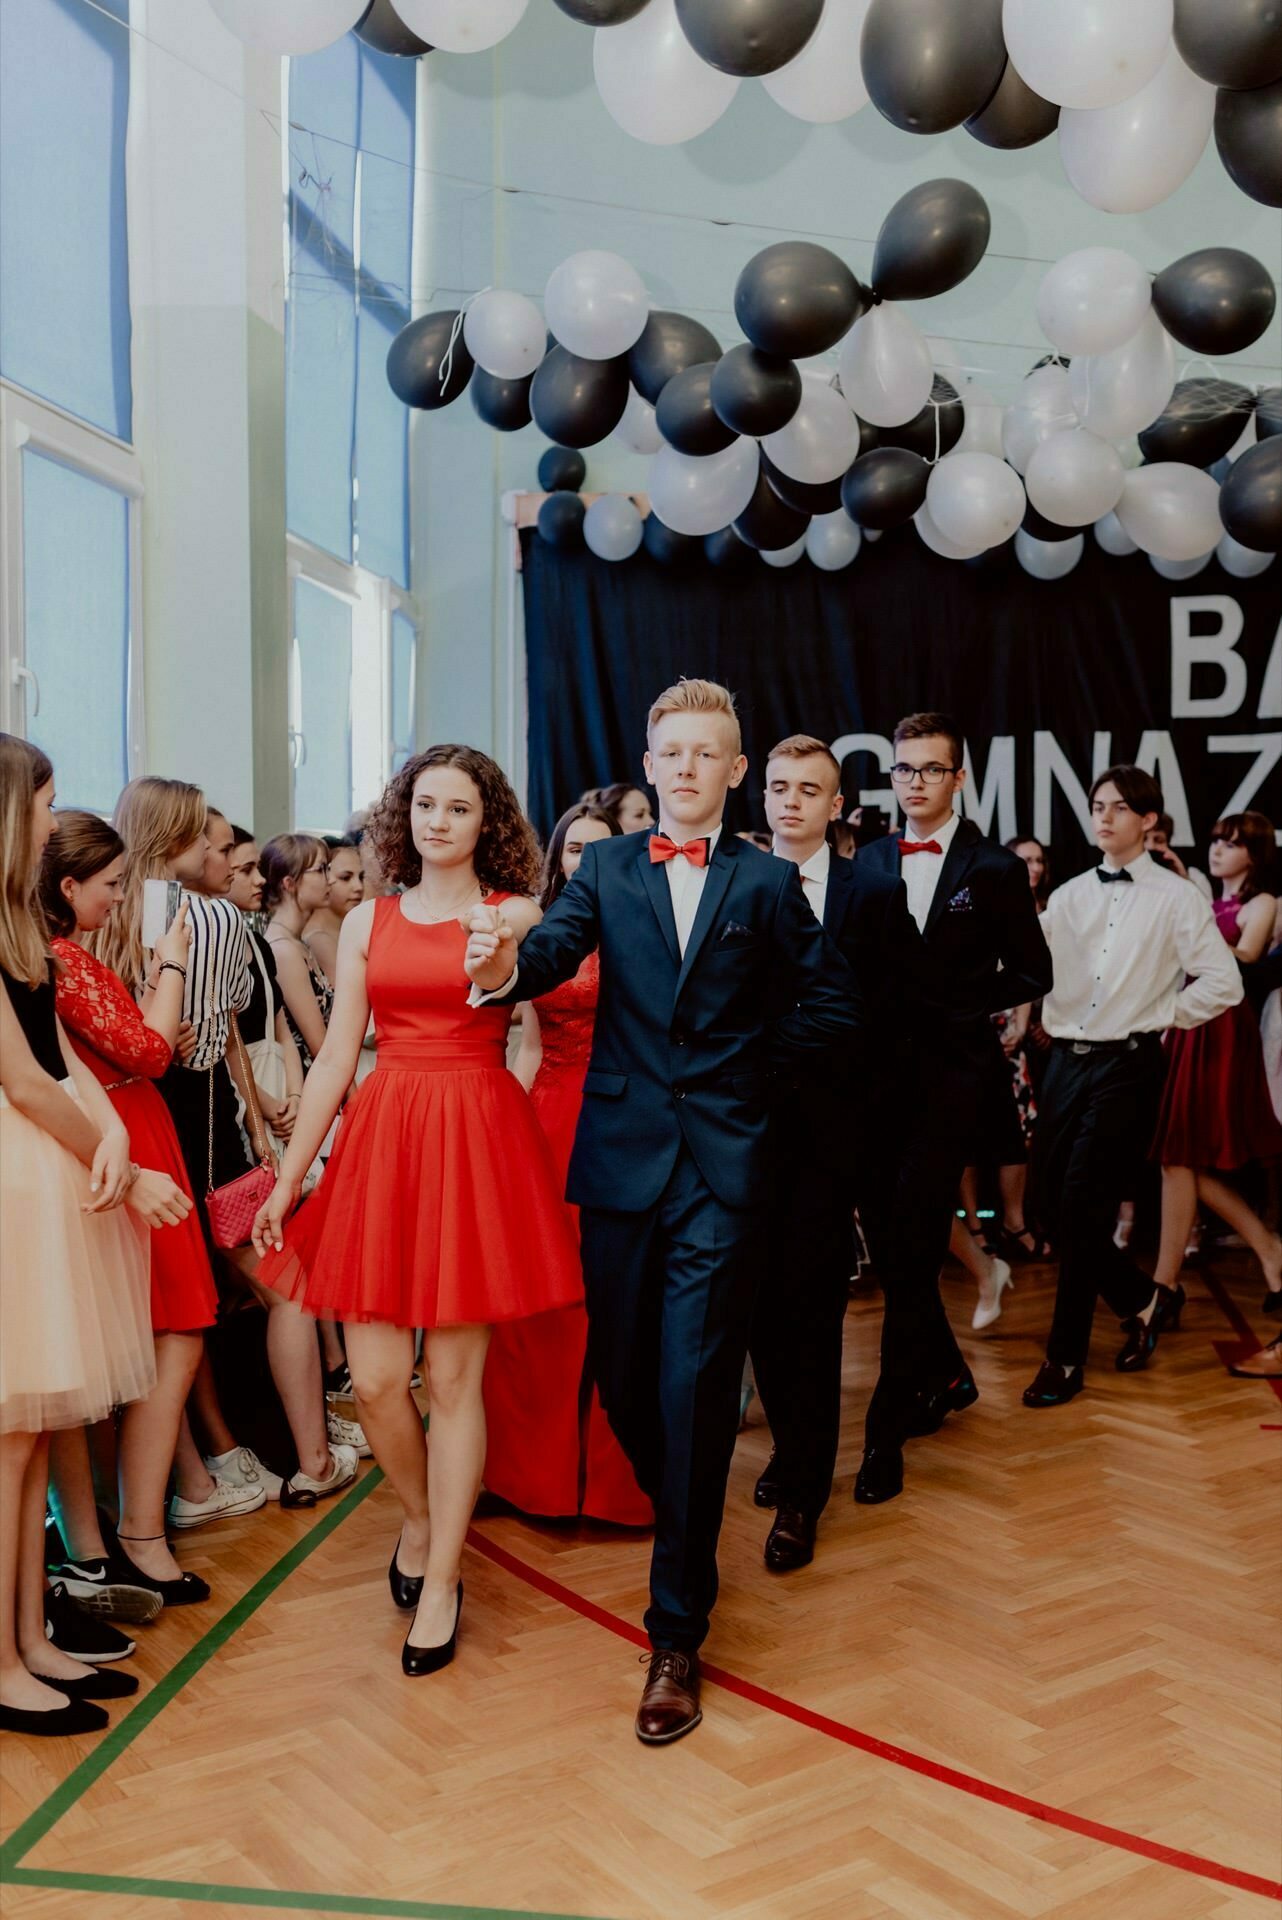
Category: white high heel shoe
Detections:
[{"x1": 972, "y1": 1257, "x2": 1013, "y2": 1331}]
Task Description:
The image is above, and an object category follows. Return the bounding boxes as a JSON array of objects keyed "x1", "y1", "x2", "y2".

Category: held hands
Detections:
[
  {"x1": 155, "y1": 899, "x2": 192, "y2": 970},
  {"x1": 267, "y1": 1093, "x2": 300, "y2": 1142},
  {"x1": 252, "y1": 1175, "x2": 302, "y2": 1257},
  {"x1": 85, "y1": 1128, "x2": 132, "y2": 1212},
  {"x1": 462, "y1": 905, "x2": 518, "y2": 993},
  {"x1": 175, "y1": 1021, "x2": 199, "y2": 1064},
  {"x1": 128, "y1": 1169, "x2": 194, "y2": 1230}
]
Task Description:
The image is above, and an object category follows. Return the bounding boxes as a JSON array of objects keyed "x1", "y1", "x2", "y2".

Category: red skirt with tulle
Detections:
[
  {"x1": 1152, "y1": 998, "x2": 1282, "y2": 1170},
  {"x1": 110, "y1": 1080, "x2": 217, "y2": 1334}
]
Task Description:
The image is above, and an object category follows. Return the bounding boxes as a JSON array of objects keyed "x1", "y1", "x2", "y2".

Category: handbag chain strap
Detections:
[{"x1": 207, "y1": 1014, "x2": 275, "y2": 1195}]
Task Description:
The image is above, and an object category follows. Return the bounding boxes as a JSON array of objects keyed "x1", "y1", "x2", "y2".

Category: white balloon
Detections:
[
  {"x1": 863, "y1": 526, "x2": 883, "y2": 542},
  {"x1": 1150, "y1": 550, "x2": 1213, "y2": 581},
  {"x1": 462, "y1": 290, "x2": 545, "y2": 381},
  {"x1": 927, "y1": 452, "x2": 1025, "y2": 551},
  {"x1": 954, "y1": 385, "x2": 1005, "y2": 459},
  {"x1": 1025, "y1": 429, "x2": 1124, "y2": 526},
  {"x1": 1002, "y1": 0, "x2": 1172, "y2": 109},
  {"x1": 762, "y1": 0, "x2": 871, "y2": 123},
  {"x1": 614, "y1": 386, "x2": 663, "y2": 456},
  {"x1": 805, "y1": 510, "x2": 862, "y2": 571},
  {"x1": 761, "y1": 535, "x2": 807, "y2": 568},
  {"x1": 837, "y1": 303, "x2": 934, "y2": 430},
  {"x1": 1216, "y1": 530, "x2": 1274, "y2": 579},
  {"x1": 208, "y1": 0, "x2": 364, "y2": 52},
  {"x1": 1069, "y1": 310, "x2": 1175, "y2": 444},
  {"x1": 544, "y1": 251, "x2": 648, "y2": 362},
  {"x1": 594, "y1": 0, "x2": 740, "y2": 145},
  {"x1": 1059, "y1": 44, "x2": 1214, "y2": 215},
  {"x1": 762, "y1": 375, "x2": 859, "y2": 485},
  {"x1": 914, "y1": 505, "x2": 986, "y2": 562},
  {"x1": 1035, "y1": 249, "x2": 1151, "y2": 358},
  {"x1": 393, "y1": 0, "x2": 527, "y2": 51},
  {"x1": 584, "y1": 494, "x2": 644, "y2": 562},
  {"x1": 647, "y1": 437, "x2": 760, "y2": 538},
  {"x1": 1015, "y1": 529, "x2": 1085, "y2": 579},
  {"x1": 1094, "y1": 510, "x2": 1138, "y2": 557},
  {"x1": 1116, "y1": 463, "x2": 1223, "y2": 561},
  {"x1": 1001, "y1": 366, "x2": 1079, "y2": 475}
]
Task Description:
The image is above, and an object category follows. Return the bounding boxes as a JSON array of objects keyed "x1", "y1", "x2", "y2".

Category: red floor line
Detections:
[{"x1": 466, "y1": 1527, "x2": 1282, "y2": 1906}]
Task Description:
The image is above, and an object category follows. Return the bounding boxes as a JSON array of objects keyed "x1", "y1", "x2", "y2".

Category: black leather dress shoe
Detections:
[
  {"x1": 388, "y1": 1535, "x2": 424, "y2": 1611},
  {"x1": 1115, "y1": 1314, "x2": 1159, "y2": 1372},
  {"x1": 1151, "y1": 1282, "x2": 1186, "y2": 1333},
  {"x1": 853, "y1": 1446, "x2": 903, "y2": 1505},
  {"x1": 753, "y1": 1451, "x2": 783, "y2": 1510},
  {"x1": 764, "y1": 1507, "x2": 816, "y2": 1572},
  {"x1": 901, "y1": 1365, "x2": 979, "y2": 1438},
  {"x1": 1022, "y1": 1360, "x2": 1083, "y2": 1407},
  {"x1": 402, "y1": 1581, "x2": 462, "y2": 1677}
]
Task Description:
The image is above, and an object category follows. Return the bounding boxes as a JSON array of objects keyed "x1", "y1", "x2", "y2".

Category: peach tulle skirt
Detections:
[{"x1": 0, "y1": 1087, "x2": 155, "y2": 1435}]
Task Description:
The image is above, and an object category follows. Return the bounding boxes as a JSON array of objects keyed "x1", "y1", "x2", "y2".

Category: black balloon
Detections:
[
  {"x1": 964, "y1": 58, "x2": 1059, "y2": 149},
  {"x1": 537, "y1": 446, "x2": 587, "y2": 492},
  {"x1": 1174, "y1": 0, "x2": 1282, "y2": 91},
  {"x1": 674, "y1": 0, "x2": 823, "y2": 77},
  {"x1": 1137, "y1": 379, "x2": 1256, "y2": 468},
  {"x1": 710, "y1": 346, "x2": 802, "y2": 437},
  {"x1": 1215, "y1": 80, "x2": 1282, "y2": 206},
  {"x1": 354, "y1": 0, "x2": 432, "y2": 54},
  {"x1": 643, "y1": 512, "x2": 702, "y2": 567},
  {"x1": 550, "y1": 0, "x2": 650, "y2": 20},
  {"x1": 655, "y1": 362, "x2": 737, "y2": 456},
  {"x1": 704, "y1": 525, "x2": 757, "y2": 569},
  {"x1": 1257, "y1": 388, "x2": 1282, "y2": 439},
  {"x1": 386, "y1": 310, "x2": 472, "y2": 409},
  {"x1": 530, "y1": 346, "x2": 629, "y2": 449},
  {"x1": 839, "y1": 448, "x2": 929, "y2": 530},
  {"x1": 872, "y1": 179, "x2": 991, "y2": 301},
  {"x1": 760, "y1": 453, "x2": 845, "y2": 516},
  {"x1": 1220, "y1": 436, "x2": 1282, "y2": 551},
  {"x1": 1022, "y1": 500, "x2": 1089, "y2": 542},
  {"x1": 628, "y1": 311, "x2": 721, "y2": 406},
  {"x1": 876, "y1": 377, "x2": 964, "y2": 460},
  {"x1": 1152, "y1": 248, "x2": 1278, "y2": 355},
  {"x1": 861, "y1": 0, "x2": 1006, "y2": 134},
  {"x1": 732, "y1": 466, "x2": 810, "y2": 550},
  {"x1": 470, "y1": 368, "x2": 533, "y2": 432},
  {"x1": 537, "y1": 492, "x2": 586, "y2": 552},
  {"x1": 734, "y1": 242, "x2": 868, "y2": 360}
]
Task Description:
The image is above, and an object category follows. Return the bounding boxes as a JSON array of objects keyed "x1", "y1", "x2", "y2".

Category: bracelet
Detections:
[
  {"x1": 159, "y1": 961, "x2": 188, "y2": 979},
  {"x1": 126, "y1": 1162, "x2": 141, "y2": 1190}
]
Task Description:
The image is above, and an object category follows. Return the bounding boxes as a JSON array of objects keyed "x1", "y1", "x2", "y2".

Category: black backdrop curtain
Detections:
[{"x1": 522, "y1": 526, "x2": 1280, "y2": 879}]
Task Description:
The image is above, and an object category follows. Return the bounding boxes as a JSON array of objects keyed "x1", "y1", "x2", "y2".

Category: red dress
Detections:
[
  {"x1": 52, "y1": 939, "x2": 217, "y2": 1335},
  {"x1": 483, "y1": 952, "x2": 652, "y2": 1525},
  {"x1": 260, "y1": 894, "x2": 581, "y2": 1328},
  {"x1": 1152, "y1": 895, "x2": 1282, "y2": 1170}
]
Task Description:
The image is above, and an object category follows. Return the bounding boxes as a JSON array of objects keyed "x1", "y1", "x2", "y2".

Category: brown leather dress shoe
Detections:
[
  {"x1": 764, "y1": 1506, "x2": 816, "y2": 1572},
  {"x1": 635, "y1": 1650, "x2": 702, "y2": 1745}
]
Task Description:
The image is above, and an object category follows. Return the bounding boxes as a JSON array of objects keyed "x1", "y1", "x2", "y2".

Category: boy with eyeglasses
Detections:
[
  {"x1": 1024, "y1": 767, "x2": 1242, "y2": 1407},
  {"x1": 853, "y1": 713, "x2": 1052, "y2": 1503}
]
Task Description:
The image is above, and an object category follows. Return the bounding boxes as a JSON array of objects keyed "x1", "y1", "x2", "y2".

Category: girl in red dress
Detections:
[
  {"x1": 40, "y1": 814, "x2": 222, "y2": 1606},
  {"x1": 254, "y1": 747, "x2": 580, "y2": 1674},
  {"x1": 1151, "y1": 811, "x2": 1282, "y2": 1310},
  {"x1": 485, "y1": 805, "x2": 651, "y2": 1525}
]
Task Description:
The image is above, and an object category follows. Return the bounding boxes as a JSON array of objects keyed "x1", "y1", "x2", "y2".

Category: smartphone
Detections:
[{"x1": 141, "y1": 878, "x2": 182, "y2": 949}]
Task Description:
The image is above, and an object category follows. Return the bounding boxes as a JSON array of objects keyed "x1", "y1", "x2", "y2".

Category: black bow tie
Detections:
[{"x1": 1096, "y1": 867, "x2": 1134, "y2": 885}]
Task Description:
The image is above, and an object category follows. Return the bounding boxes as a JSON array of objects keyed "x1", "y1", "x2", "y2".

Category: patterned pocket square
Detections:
[
  {"x1": 719, "y1": 920, "x2": 756, "y2": 943},
  {"x1": 946, "y1": 888, "x2": 974, "y2": 913}
]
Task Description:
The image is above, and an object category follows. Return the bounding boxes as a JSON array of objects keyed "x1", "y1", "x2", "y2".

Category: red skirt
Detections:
[
  {"x1": 1152, "y1": 999, "x2": 1282, "y2": 1171},
  {"x1": 111, "y1": 1080, "x2": 217, "y2": 1335},
  {"x1": 260, "y1": 1059, "x2": 582, "y2": 1329}
]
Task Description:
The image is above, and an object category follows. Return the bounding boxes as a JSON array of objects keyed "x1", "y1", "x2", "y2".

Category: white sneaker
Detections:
[
  {"x1": 280, "y1": 1443, "x2": 358, "y2": 1509},
  {"x1": 327, "y1": 1408, "x2": 371, "y2": 1459},
  {"x1": 168, "y1": 1476, "x2": 268, "y2": 1530},
  {"x1": 203, "y1": 1444, "x2": 284, "y2": 1500},
  {"x1": 972, "y1": 1257, "x2": 1013, "y2": 1331}
]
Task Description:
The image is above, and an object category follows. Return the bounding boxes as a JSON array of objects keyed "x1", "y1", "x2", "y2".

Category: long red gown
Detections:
[{"x1": 483, "y1": 951, "x2": 652, "y2": 1526}]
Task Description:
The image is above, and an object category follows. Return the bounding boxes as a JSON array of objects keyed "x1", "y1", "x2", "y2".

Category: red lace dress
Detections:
[
  {"x1": 52, "y1": 939, "x2": 217, "y2": 1334},
  {"x1": 483, "y1": 951, "x2": 652, "y2": 1525}
]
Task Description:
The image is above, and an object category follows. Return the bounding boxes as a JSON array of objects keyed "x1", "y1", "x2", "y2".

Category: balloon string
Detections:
[
  {"x1": 439, "y1": 284, "x2": 492, "y2": 393},
  {"x1": 933, "y1": 399, "x2": 941, "y2": 465}
]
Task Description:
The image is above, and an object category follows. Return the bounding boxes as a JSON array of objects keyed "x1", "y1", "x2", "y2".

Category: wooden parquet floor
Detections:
[{"x1": 1, "y1": 1254, "x2": 1279, "y2": 1920}]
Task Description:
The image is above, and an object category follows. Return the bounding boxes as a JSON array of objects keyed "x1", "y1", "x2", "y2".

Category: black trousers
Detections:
[
  {"x1": 1036, "y1": 1036, "x2": 1165, "y2": 1367},
  {"x1": 580, "y1": 1146, "x2": 763, "y2": 1653},
  {"x1": 749, "y1": 1149, "x2": 854, "y2": 1519}
]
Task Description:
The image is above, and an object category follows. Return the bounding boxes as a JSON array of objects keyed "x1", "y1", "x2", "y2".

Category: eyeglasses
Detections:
[{"x1": 889, "y1": 764, "x2": 958, "y2": 786}]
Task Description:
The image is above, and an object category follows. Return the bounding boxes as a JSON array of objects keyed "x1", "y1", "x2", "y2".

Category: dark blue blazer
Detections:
[{"x1": 505, "y1": 829, "x2": 861, "y2": 1213}]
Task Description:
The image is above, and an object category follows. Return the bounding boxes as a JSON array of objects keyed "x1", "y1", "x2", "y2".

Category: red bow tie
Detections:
[
  {"x1": 900, "y1": 839, "x2": 942, "y2": 856},
  {"x1": 649, "y1": 833, "x2": 709, "y2": 868}
]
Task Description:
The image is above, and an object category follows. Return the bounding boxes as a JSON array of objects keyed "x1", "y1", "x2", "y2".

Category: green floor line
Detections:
[
  {"x1": 2, "y1": 1866, "x2": 605, "y2": 1920},
  {"x1": 0, "y1": 1463, "x2": 388, "y2": 1878}
]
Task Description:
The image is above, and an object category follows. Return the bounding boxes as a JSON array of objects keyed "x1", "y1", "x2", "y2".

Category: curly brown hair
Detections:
[{"x1": 367, "y1": 746, "x2": 542, "y2": 896}]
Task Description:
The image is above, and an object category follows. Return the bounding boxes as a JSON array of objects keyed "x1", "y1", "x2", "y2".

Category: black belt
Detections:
[{"x1": 1052, "y1": 1033, "x2": 1156, "y2": 1056}]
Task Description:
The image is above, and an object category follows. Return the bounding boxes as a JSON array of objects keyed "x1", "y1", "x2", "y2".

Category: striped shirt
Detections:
[{"x1": 181, "y1": 893, "x2": 251, "y2": 1071}]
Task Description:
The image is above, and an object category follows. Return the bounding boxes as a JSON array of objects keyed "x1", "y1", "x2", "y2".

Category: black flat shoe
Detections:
[
  {"x1": 853, "y1": 1446, "x2": 903, "y2": 1505},
  {"x1": 753, "y1": 1450, "x2": 783, "y2": 1510},
  {"x1": 764, "y1": 1507, "x2": 816, "y2": 1572},
  {"x1": 1262, "y1": 1289, "x2": 1282, "y2": 1317},
  {"x1": 1022, "y1": 1361, "x2": 1083, "y2": 1407},
  {"x1": 0, "y1": 1695, "x2": 109, "y2": 1736},
  {"x1": 1152, "y1": 1282, "x2": 1186, "y2": 1334},
  {"x1": 402, "y1": 1581, "x2": 462, "y2": 1677},
  {"x1": 388, "y1": 1535, "x2": 424, "y2": 1612},
  {"x1": 29, "y1": 1666, "x2": 138, "y2": 1701},
  {"x1": 901, "y1": 1366, "x2": 979, "y2": 1438},
  {"x1": 1115, "y1": 1314, "x2": 1159, "y2": 1372},
  {"x1": 112, "y1": 1544, "x2": 210, "y2": 1608}
]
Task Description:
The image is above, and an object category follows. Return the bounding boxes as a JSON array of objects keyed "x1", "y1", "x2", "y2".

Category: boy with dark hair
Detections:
[{"x1": 1024, "y1": 765, "x2": 1242, "y2": 1407}]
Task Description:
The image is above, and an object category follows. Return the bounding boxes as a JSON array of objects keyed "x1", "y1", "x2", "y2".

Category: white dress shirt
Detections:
[
  {"x1": 1041, "y1": 851, "x2": 1242, "y2": 1041},
  {"x1": 899, "y1": 807, "x2": 961, "y2": 934},
  {"x1": 775, "y1": 839, "x2": 830, "y2": 928},
  {"x1": 661, "y1": 824, "x2": 723, "y2": 956}
]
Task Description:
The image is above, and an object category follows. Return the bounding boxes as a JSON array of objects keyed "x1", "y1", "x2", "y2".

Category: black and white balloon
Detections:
[
  {"x1": 643, "y1": 511, "x2": 703, "y2": 566},
  {"x1": 1152, "y1": 248, "x2": 1279, "y2": 355},
  {"x1": 655, "y1": 362, "x2": 736, "y2": 455},
  {"x1": 710, "y1": 346, "x2": 802, "y2": 438},
  {"x1": 386, "y1": 310, "x2": 472, "y2": 409},
  {"x1": 354, "y1": 0, "x2": 432, "y2": 53},
  {"x1": 530, "y1": 346, "x2": 630, "y2": 448},
  {"x1": 674, "y1": 0, "x2": 823, "y2": 77},
  {"x1": 860, "y1": 0, "x2": 1006, "y2": 132},
  {"x1": 732, "y1": 465, "x2": 810, "y2": 550},
  {"x1": 840, "y1": 447, "x2": 930, "y2": 529},
  {"x1": 551, "y1": 0, "x2": 649, "y2": 20},
  {"x1": 538, "y1": 446, "x2": 587, "y2": 492},
  {"x1": 1174, "y1": 0, "x2": 1282, "y2": 91},
  {"x1": 1136, "y1": 379, "x2": 1257, "y2": 469},
  {"x1": 964, "y1": 58, "x2": 1059, "y2": 148},
  {"x1": 734, "y1": 242, "x2": 868, "y2": 359},
  {"x1": 470, "y1": 368, "x2": 533, "y2": 431},
  {"x1": 537, "y1": 491, "x2": 586, "y2": 551},
  {"x1": 871, "y1": 179, "x2": 991, "y2": 301},
  {"x1": 628, "y1": 311, "x2": 722, "y2": 406},
  {"x1": 1215, "y1": 78, "x2": 1282, "y2": 206},
  {"x1": 1220, "y1": 436, "x2": 1282, "y2": 551}
]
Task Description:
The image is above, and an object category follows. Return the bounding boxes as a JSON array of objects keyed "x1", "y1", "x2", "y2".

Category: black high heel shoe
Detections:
[
  {"x1": 401, "y1": 1581, "x2": 462, "y2": 1677},
  {"x1": 388, "y1": 1535, "x2": 424, "y2": 1612}
]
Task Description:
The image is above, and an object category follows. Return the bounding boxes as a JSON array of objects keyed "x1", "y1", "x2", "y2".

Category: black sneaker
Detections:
[
  {"x1": 46, "y1": 1554, "x2": 163, "y2": 1625},
  {"x1": 44, "y1": 1582, "x2": 137, "y2": 1664},
  {"x1": 324, "y1": 1362, "x2": 353, "y2": 1401}
]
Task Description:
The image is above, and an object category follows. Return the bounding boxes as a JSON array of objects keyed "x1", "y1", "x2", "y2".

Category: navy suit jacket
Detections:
[{"x1": 503, "y1": 829, "x2": 861, "y2": 1213}]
